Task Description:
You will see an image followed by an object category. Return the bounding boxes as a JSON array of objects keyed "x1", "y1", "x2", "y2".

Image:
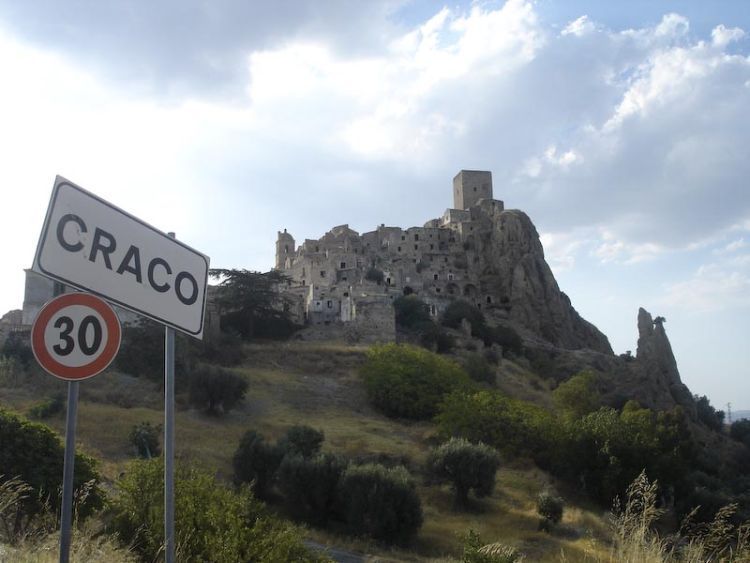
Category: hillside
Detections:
[{"x1": 1, "y1": 341, "x2": 619, "y2": 562}]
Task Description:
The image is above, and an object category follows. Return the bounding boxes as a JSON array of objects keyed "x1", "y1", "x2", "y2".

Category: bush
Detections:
[
  {"x1": 393, "y1": 295, "x2": 431, "y2": 330},
  {"x1": 28, "y1": 394, "x2": 65, "y2": 419},
  {"x1": 116, "y1": 320, "x2": 194, "y2": 380},
  {"x1": 337, "y1": 463, "x2": 422, "y2": 544},
  {"x1": 364, "y1": 267, "x2": 385, "y2": 284},
  {"x1": 694, "y1": 395, "x2": 725, "y2": 432},
  {"x1": 460, "y1": 529, "x2": 524, "y2": 563},
  {"x1": 436, "y1": 390, "x2": 554, "y2": 458},
  {"x1": 552, "y1": 370, "x2": 601, "y2": 419},
  {"x1": 233, "y1": 430, "x2": 284, "y2": 499},
  {"x1": 278, "y1": 425, "x2": 324, "y2": 459},
  {"x1": 129, "y1": 421, "x2": 161, "y2": 458},
  {"x1": 361, "y1": 344, "x2": 472, "y2": 420},
  {"x1": 0, "y1": 408, "x2": 103, "y2": 529},
  {"x1": 1, "y1": 332, "x2": 34, "y2": 368},
  {"x1": 188, "y1": 365, "x2": 248, "y2": 415},
  {"x1": 730, "y1": 419, "x2": 750, "y2": 448},
  {"x1": 441, "y1": 300, "x2": 486, "y2": 335},
  {"x1": 427, "y1": 438, "x2": 500, "y2": 508},
  {"x1": 110, "y1": 459, "x2": 325, "y2": 562},
  {"x1": 536, "y1": 489, "x2": 564, "y2": 531},
  {"x1": 278, "y1": 453, "x2": 347, "y2": 524},
  {"x1": 462, "y1": 354, "x2": 495, "y2": 385},
  {"x1": 418, "y1": 321, "x2": 455, "y2": 353},
  {"x1": 481, "y1": 325, "x2": 523, "y2": 357}
]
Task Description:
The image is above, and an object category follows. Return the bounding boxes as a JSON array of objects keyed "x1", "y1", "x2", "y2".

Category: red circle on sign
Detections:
[{"x1": 31, "y1": 293, "x2": 121, "y2": 381}]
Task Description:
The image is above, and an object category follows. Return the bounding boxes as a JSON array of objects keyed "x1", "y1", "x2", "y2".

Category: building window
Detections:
[
  {"x1": 320, "y1": 270, "x2": 326, "y2": 277},
  {"x1": 486, "y1": 296, "x2": 492, "y2": 304},
  {"x1": 284, "y1": 245, "x2": 289, "y2": 253},
  {"x1": 436, "y1": 288, "x2": 441, "y2": 293},
  {"x1": 343, "y1": 292, "x2": 349, "y2": 297},
  {"x1": 342, "y1": 276, "x2": 347, "y2": 281},
  {"x1": 340, "y1": 261, "x2": 346, "y2": 269},
  {"x1": 315, "y1": 246, "x2": 319, "y2": 252},
  {"x1": 414, "y1": 234, "x2": 419, "y2": 241},
  {"x1": 327, "y1": 300, "x2": 332, "y2": 308},
  {"x1": 430, "y1": 244, "x2": 434, "y2": 250},
  {"x1": 414, "y1": 244, "x2": 418, "y2": 250},
  {"x1": 448, "y1": 273, "x2": 454, "y2": 280},
  {"x1": 397, "y1": 246, "x2": 401, "y2": 252},
  {"x1": 473, "y1": 187, "x2": 477, "y2": 192},
  {"x1": 401, "y1": 235, "x2": 405, "y2": 240},
  {"x1": 433, "y1": 274, "x2": 438, "y2": 280},
  {"x1": 302, "y1": 267, "x2": 305, "y2": 276}
]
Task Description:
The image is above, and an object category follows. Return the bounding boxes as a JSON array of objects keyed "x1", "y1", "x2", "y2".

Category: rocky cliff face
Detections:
[
  {"x1": 635, "y1": 308, "x2": 696, "y2": 415},
  {"x1": 474, "y1": 208, "x2": 613, "y2": 354}
]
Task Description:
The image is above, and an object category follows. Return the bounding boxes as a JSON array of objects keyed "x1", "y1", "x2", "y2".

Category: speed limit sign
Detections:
[{"x1": 31, "y1": 293, "x2": 121, "y2": 380}]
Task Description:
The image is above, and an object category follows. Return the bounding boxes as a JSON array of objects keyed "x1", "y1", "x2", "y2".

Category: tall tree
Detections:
[{"x1": 209, "y1": 269, "x2": 297, "y2": 339}]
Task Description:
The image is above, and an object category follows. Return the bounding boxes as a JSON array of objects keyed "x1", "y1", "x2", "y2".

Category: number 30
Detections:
[{"x1": 52, "y1": 315, "x2": 103, "y2": 356}]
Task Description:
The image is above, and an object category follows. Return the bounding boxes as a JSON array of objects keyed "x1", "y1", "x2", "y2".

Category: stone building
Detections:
[
  {"x1": 274, "y1": 170, "x2": 506, "y2": 342},
  {"x1": 275, "y1": 169, "x2": 612, "y2": 353}
]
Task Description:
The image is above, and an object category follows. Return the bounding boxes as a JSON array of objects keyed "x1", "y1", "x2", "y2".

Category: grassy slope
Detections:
[{"x1": 0, "y1": 342, "x2": 613, "y2": 562}]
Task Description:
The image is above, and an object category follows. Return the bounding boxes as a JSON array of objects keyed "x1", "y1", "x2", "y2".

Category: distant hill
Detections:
[{"x1": 732, "y1": 409, "x2": 750, "y2": 421}]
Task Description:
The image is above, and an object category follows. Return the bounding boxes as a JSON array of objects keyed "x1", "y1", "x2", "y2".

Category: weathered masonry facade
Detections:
[{"x1": 275, "y1": 170, "x2": 504, "y2": 342}]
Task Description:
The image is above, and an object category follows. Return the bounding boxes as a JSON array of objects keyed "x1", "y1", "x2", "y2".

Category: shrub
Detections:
[
  {"x1": 1, "y1": 332, "x2": 34, "y2": 368},
  {"x1": 129, "y1": 421, "x2": 161, "y2": 458},
  {"x1": 442, "y1": 300, "x2": 486, "y2": 335},
  {"x1": 694, "y1": 395, "x2": 725, "y2": 432},
  {"x1": 28, "y1": 394, "x2": 65, "y2": 419},
  {"x1": 116, "y1": 320, "x2": 194, "y2": 380},
  {"x1": 110, "y1": 459, "x2": 325, "y2": 562},
  {"x1": 462, "y1": 354, "x2": 495, "y2": 385},
  {"x1": 233, "y1": 430, "x2": 284, "y2": 499},
  {"x1": 364, "y1": 267, "x2": 385, "y2": 284},
  {"x1": 427, "y1": 438, "x2": 500, "y2": 508},
  {"x1": 361, "y1": 344, "x2": 472, "y2": 420},
  {"x1": 730, "y1": 419, "x2": 750, "y2": 448},
  {"x1": 536, "y1": 489, "x2": 564, "y2": 531},
  {"x1": 278, "y1": 452, "x2": 347, "y2": 524},
  {"x1": 436, "y1": 390, "x2": 554, "y2": 458},
  {"x1": 0, "y1": 408, "x2": 103, "y2": 528},
  {"x1": 337, "y1": 463, "x2": 423, "y2": 544},
  {"x1": 460, "y1": 529, "x2": 524, "y2": 563},
  {"x1": 393, "y1": 295, "x2": 431, "y2": 329},
  {"x1": 0, "y1": 475, "x2": 56, "y2": 545},
  {"x1": 481, "y1": 325, "x2": 523, "y2": 357},
  {"x1": 418, "y1": 321, "x2": 455, "y2": 353},
  {"x1": 188, "y1": 365, "x2": 248, "y2": 415},
  {"x1": 552, "y1": 370, "x2": 601, "y2": 419},
  {"x1": 278, "y1": 425, "x2": 324, "y2": 459}
]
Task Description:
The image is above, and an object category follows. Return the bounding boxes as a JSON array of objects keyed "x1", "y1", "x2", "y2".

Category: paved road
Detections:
[{"x1": 304, "y1": 540, "x2": 366, "y2": 563}]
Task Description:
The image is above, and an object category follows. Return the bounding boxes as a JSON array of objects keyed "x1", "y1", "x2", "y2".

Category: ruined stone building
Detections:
[{"x1": 275, "y1": 170, "x2": 611, "y2": 351}]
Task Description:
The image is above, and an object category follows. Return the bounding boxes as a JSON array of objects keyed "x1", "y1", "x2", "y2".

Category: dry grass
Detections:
[{"x1": 1, "y1": 341, "x2": 615, "y2": 561}]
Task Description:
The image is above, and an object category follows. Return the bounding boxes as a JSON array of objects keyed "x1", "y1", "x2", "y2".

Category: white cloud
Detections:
[
  {"x1": 712, "y1": 24, "x2": 745, "y2": 48},
  {"x1": 561, "y1": 15, "x2": 595, "y2": 37},
  {"x1": 662, "y1": 261, "x2": 750, "y2": 313}
]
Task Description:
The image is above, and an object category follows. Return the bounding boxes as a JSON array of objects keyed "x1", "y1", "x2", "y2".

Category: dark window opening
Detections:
[
  {"x1": 486, "y1": 296, "x2": 492, "y2": 304},
  {"x1": 340, "y1": 261, "x2": 346, "y2": 268},
  {"x1": 320, "y1": 270, "x2": 326, "y2": 277},
  {"x1": 327, "y1": 300, "x2": 332, "y2": 308},
  {"x1": 414, "y1": 234, "x2": 419, "y2": 241},
  {"x1": 433, "y1": 274, "x2": 438, "y2": 280},
  {"x1": 401, "y1": 235, "x2": 405, "y2": 240},
  {"x1": 397, "y1": 246, "x2": 401, "y2": 252},
  {"x1": 414, "y1": 244, "x2": 418, "y2": 250},
  {"x1": 343, "y1": 292, "x2": 349, "y2": 297},
  {"x1": 436, "y1": 288, "x2": 441, "y2": 293}
]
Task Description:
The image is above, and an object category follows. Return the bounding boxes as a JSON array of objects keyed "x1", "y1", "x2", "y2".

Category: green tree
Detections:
[
  {"x1": 552, "y1": 370, "x2": 601, "y2": 419},
  {"x1": 361, "y1": 343, "x2": 472, "y2": 419},
  {"x1": 694, "y1": 395, "x2": 725, "y2": 431},
  {"x1": 393, "y1": 295, "x2": 431, "y2": 330},
  {"x1": 209, "y1": 268, "x2": 298, "y2": 339},
  {"x1": 435, "y1": 390, "x2": 554, "y2": 458},
  {"x1": 129, "y1": 421, "x2": 161, "y2": 458},
  {"x1": 278, "y1": 425, "x2": 324, "y2": 459},
  {"x1": 233, "y1": 430, "x2": 284, "y2": 499},
  {"x1": 427, "y1": 438, "x2": 501, "y2": 508},
  {"x1": 188, "y1": 365, "x2": 248, "y2": 415},
  {"x1": 0, "y1": 408, "x2": 103, "y2": 533},
  {"x1": 277, "y1": 452, "x2": 347, "y2": 524},
  {"x1": 536, "y1": 489, "x2": 564, "y2": 531},
  {"x1": 337, "y1": 463, "x2": 423, "y2": 544},
  {"x1": 111, "y1": 459, "x2": 326, "y2": 562},
  {"x1": 730, "y1": 419, "x2": 750, "y2": 448},
  {"x1": 441, "y1": 300, "x2": 486, "y2": 336}
]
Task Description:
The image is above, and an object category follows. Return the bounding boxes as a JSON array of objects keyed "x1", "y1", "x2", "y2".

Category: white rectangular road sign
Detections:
[{"x1": 33, "y1": 176, "x2": 210, "y2": 339}]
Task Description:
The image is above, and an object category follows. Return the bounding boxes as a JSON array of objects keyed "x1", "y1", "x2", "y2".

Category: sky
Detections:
[{"x1": 0, "y1": 0, "x2": 748, "y2": 412}]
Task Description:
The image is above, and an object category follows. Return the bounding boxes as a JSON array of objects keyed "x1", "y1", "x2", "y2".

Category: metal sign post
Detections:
[
  {"x1": 59, "y1": 381, "x2": 79, "y2": 563},
  {"x1": 30, "y1": 291, "x2": 122, "y2": 563},
  {"x1": 164, "y1": 233, "x2": 176, "y2": 563}
]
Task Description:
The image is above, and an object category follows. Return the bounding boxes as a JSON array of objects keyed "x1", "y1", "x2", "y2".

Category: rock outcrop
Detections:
[
  {"x1": 635, "y1": 308, "x2": 696, "y2": 415},
  {"x1": 475, "y1": 209, "x2": 613, "y2": 354}
]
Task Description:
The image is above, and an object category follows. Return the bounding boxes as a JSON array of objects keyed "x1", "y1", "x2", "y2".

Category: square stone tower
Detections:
[{"x1": 453, "y1": 170, "x2": 493, "y2": 210}]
